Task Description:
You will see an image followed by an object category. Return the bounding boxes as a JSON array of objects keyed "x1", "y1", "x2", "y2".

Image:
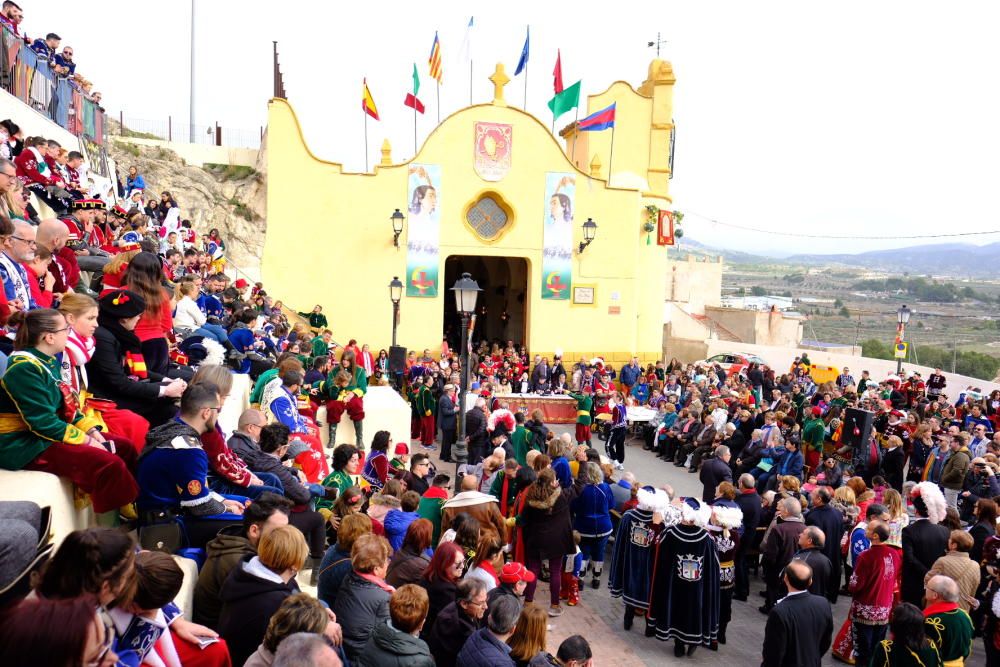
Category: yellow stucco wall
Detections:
[{"x1": 262, "y1": 61, "x2": 677, "y2": 362}]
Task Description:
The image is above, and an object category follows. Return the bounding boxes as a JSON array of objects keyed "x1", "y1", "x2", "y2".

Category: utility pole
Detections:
[{"x1": 189, "y1": 0, "x2": 196, "y2": 142}]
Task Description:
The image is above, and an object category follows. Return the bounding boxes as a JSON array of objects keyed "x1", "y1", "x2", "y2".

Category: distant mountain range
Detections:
[{"x1": 681, "y1": 237, "x2": 1000, "y2": 278}]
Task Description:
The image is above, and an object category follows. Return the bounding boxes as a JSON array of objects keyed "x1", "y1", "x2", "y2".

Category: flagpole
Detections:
[
  {"x1": 364, "y1": 107, "x2": 369, "y2": 172},
  {"x1": 469, "y1": 59, "x2": 473, "y2": 105},
  {"x1": 571, "y1": 106, "x2": 579, "y2": 165},
  {"x1": 607, "y1": 124, "x2": 616, "y2": 184},
  {"x1": 523, "y1": 60, "x2": 528, "y2": 110},
  {"x1": 436, "y1": 82, "x2": 441, "y2": 125},
  {"x1": 413, "y1": 102, "x2": 417, "y2": 155}
]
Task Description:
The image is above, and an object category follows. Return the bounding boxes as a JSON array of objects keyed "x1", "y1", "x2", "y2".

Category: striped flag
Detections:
[
  {"x1": 404, "y1": 63, "x2": 425, "y2": 113},
  {"x1": 428, "y1": 31, "x2": 443, "y2": 83},
  {"x1": 362, "y1": 78, "x2": 379, "y2": 120}
]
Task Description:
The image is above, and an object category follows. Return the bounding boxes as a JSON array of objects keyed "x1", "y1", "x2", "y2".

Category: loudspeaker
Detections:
[
  {"x1": 842, "y1": 407, "x2": 874, "y2": 449},
  {"x1": 388, "y1": 346, "x2": 408, "y2": 374}
]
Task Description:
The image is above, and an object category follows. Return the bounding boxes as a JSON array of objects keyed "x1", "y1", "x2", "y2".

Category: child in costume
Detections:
[
  {"x1": 560, "y1": 531, "x2": 584, "y2": 607},
  {"x1": 567, "y1": 386, "x2": 594, "y2": 445}
]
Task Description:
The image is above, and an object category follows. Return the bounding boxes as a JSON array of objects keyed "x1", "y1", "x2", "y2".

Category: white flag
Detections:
[{"x1": 459, "y1": 16, "x2": 474, "y2": 63}]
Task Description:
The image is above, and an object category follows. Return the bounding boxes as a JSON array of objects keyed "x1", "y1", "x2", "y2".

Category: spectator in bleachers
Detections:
[
  {"x1": 218, "y1": 524, "x2": 309, "y2": 667},
  {"x1": 137, "y1": 382, "x2": 248, "y2": 548},
  {"x1": 0, "y1": 596, "x2": 118, "y2": 666},
  {"x1": 0, "y1": 308, "x2": 139, "y2": 517},
  {"x1": 0, "y1": 1, "x2": 25, "y2": 39},
  {"x1": 0, "y1": 218, "x2": 37, "y2": 311},
  {"x1": 123, "y1": 252, "x2": 175, "y2": 378},
  {"x1": 125, "y1": 166, "x2": 145, "y2": 197},
  {"x1": 30, "y1": 31, "x2": 58, "y2": 60},
  {"x1": 87, "y1": 289, "x2": 185, "y2": 426},
  {"x1": 15, "y1": 136, "x2": 71, "y2": 215},
  {"x1": 0, "y1": 121, "x2": 20, "y2": 160},
  {"x1": 194, "y1": 492, "x2": 292, "y2": 629},
  {"x1": 54, "y1": 45, "x2": 74, "y2": 75}
]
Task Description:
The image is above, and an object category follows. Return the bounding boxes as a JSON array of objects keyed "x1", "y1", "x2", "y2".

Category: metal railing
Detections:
[
  {"x1": 112, "y1": 114, "x2": 263, "y2": 149},
  {"x1": 0, "y1": 27, "x2": 106, "y2": 145}
]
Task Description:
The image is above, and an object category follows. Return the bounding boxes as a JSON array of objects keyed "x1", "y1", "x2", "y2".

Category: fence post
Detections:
[
  {"x1": 168, "y1": 116, "x2": 172, "y2": 142},
  {"x1": 215, "y1": 122, "x2": 221, "y2": 147},
  {"x1": 119, "y1": 110, "x2": 123, "y2": 134}
]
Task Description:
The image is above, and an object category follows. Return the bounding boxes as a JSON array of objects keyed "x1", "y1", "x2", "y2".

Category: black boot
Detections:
[
  {"x1": 623, "y1": 605, "x2": 634, "y2": 631},
  {"x1": 674, "y1": 641, "x2": 685, "y2": 657},
  {"x1": 353, "y1": 420, "x2": 364, "y2": 448}
]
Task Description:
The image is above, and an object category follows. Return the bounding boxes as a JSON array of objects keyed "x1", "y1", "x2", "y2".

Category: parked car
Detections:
[{"x1": 696, "y1": 353, "x2": 769, "y2": 378}]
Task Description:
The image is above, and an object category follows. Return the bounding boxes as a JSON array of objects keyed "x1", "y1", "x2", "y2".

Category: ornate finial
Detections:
[
  {"x1": 590, "y1": 154, "x2": 602, "y2": 178},
  {"x1": 380, "y1": 138, "x2": 392, "y2": 166},
  {"x1": 489, "y1": 64, "x2": 510, "y2": 107}
]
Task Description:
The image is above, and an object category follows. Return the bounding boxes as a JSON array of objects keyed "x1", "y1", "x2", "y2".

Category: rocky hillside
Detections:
[{"x1": 106, "y1": 134, "x2": 267, "y2": 277}]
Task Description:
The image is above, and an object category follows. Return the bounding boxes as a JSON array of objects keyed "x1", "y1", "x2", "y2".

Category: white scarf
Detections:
[
  {"x1": 61, "y1": 328, "x2": 95, "y2": 392},
  {"x1": 0, "y1": 251, "x2": 30, "y2": 307},
  {"x1": 28, "y1": 147, "x2": 48, "y2": 176}
]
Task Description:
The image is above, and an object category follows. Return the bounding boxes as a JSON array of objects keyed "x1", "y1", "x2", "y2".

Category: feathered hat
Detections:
[
  {"x1": 711, "y1": 505, "x2": 744, "y2": 538},
  {"x1": 680, "y1": 497, "x2": 713, "y2": 528},
  {"x1": 487, "y1": 408, "x2": 516, "y2": 436},
  {"x1": 637, "y1": 486, "x2": 671, "y2": 514},
  {"x1": 910, "y1": 481, "x2": 947, "y2": 524}
]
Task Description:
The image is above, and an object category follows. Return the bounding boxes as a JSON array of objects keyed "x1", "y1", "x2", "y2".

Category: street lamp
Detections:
[
  {"x1": 389, "y1": 276, "x2": 403, "y2": 347},
  {"x1": 450, "y1": 272, "x2": 481, "y2": 479},
  {"x1": 578, "y1": 217, "x2": 598, "y2": 254},
  {"x1": 895, "y1": 304, "x2": 912, "y2": 375},
  {"x1": 391, "y1": 208, "x2": 405, "y2": 248}
]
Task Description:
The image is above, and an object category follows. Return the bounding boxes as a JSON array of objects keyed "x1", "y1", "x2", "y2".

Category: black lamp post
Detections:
[
  {"x1": 451, "y1": 272, "x2": 481, "y2": 477},
  {"x1": 391, "y1": 209, "x2": 405, "y2": 248},
  {"x1": 578, "y1": 217, "x2": 598, "y2": 254},
  {"x1": 389, "y1": 276, "x2": 403, "y2": 347},
  {"x1": 896, "y1": 304, "x2": 911, "y2": 375}
]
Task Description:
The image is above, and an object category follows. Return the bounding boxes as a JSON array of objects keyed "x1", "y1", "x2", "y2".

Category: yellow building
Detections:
[{"x1": 262, "y1": 59, "x2": 678, "y2": 366}]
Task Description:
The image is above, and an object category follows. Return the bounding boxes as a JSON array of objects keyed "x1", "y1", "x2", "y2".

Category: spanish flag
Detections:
[
  {"x1": 428, "y1": 31, "x2": 443, "y2": 83},
  {"x1": 362, "y1": 78, "x2": 379, "y2": 120}
]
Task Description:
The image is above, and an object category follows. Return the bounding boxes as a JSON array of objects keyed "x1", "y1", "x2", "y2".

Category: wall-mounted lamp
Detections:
[
  {"x1": 391, "y1": 208, "x2": 405, "y2": 248},
  {"x1": 578, "y1": 217, "x2": 598, "y2": 254}
]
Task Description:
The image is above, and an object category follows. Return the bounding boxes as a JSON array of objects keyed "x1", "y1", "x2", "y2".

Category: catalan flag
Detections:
[
  {"x1": 428, "y1": 31, "x2": 443, "y2": 83},
  {"x1": 362, "y1": 78, "x2": 379, "y2": 120}
]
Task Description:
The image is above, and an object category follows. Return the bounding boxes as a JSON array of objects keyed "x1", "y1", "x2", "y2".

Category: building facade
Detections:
[{"x1": 263, "y1": 60, "x2": 679, "y2": 366}]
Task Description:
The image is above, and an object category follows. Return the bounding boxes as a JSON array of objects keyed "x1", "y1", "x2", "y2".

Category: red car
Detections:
[{"x1": 697, "y1": 353, "x2": 768, "y2": 379}]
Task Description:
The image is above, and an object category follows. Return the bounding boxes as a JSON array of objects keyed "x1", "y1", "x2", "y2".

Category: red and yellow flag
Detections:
[
  {"x1": 428, "y1": 32, "x2": 443, "y2": 83},
  {"x1": 362, "y1": 78, "x2": 380, "y2": 120}
]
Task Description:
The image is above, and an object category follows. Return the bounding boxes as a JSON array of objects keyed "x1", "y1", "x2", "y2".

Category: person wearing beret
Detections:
[{"x1": 86, "y1": 289, "x2": 186, "y2": 428}]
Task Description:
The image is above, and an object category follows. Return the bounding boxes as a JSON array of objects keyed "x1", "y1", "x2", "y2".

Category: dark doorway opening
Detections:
[{"x1": 443, "y1": 255, "x2": 528, "y2": 351}]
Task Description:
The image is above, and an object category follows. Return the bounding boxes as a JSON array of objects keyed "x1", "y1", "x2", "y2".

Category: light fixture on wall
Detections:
[
  {"x1": 578, "y1": 217, "x2": 598, "y2": 254},
  {"x1": 389, "y1": 276, "x2": 403, "y2": 347},
  {"x1": 390, "y1": 208, "x2": 405, "y2": 248}
]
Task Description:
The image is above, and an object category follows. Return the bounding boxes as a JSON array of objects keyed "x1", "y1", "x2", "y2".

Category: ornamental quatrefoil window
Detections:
[{"x1": 466, "y1": 195, "x2": 512, "y2": 241}]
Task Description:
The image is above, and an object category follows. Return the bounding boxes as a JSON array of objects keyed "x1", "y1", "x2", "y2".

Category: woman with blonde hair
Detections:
[
  {"x1": 218, "y1": 524, "x2": 309, "y2": 666},
  {"x1": 882, "y1": 488, "x2": 908, "y2": 548},
  {"x1": 506, "y1": 604, "x2": 550, "y2": 666},
  {"x1": 100, "y1": 244, "x2": 142, "y2": 294}
]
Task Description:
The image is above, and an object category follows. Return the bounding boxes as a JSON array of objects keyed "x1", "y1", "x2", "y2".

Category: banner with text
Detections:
[
  {"x1": 406, "y1": 163, "x2": 441, "y2": 297},
  {"x1": 542, "y1": 172, "x2": 574, "y2": 300}
]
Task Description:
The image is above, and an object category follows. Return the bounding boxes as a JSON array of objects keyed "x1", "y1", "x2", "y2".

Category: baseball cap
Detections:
[
  {"x1": 234, "y1": 278, "x2": 249, "y2": 289},
  {"x1": 499, "y1": 562, "x2": 536, "y2": 584}
]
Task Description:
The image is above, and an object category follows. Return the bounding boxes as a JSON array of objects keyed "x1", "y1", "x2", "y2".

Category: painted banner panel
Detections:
[
  {"x1": 406, "y1": 164, "x2": 441, "y2": 297},
  {"x1": 542, "y1": 172, "x2": 574, "y2": 300}
]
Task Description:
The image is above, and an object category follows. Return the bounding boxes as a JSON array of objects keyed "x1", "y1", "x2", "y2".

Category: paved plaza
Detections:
[{"x1": 418, "y1": 426, "x2": 984, "y2": 667}]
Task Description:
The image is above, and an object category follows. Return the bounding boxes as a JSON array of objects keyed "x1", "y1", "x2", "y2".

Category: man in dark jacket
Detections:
[
  {"x1": 699, "y1": 445, "x2": 733, "y2": 503},
  {"x1": 455, "y1": 595, "x2": 519, "y2": 667},
  {"x1": 804, "y1": 487, "x2": 844, "y2": 603},
  {"x1": 228, "y1": 413, "x2": 313, "y2": 506},
  {"x1": 437, "y1": 384, "x2": 459, "y2": 462},
  {"x1": 465, "y1": 398, "x2": 488, "y2": 464},
  {"x1": 359, "y1": 583, "x2": 436, "y2": 667},
  {"x1": 192, "y1": 492, "x2": 292, "y2": 628},
  {"x1": 792, "y1": 527, "x2": 833, "y2": 600},
  {"x1": 760, "y1": 560, "x2": 834, "y2": 667},
  {"x1": 734, "y1": 474, "x2": 762, "y2": 601},
  {"x1": 901, "y1": 482, "x2": 951, "y2": 606},
  {"x1": 427, "y1": 578, "x2": 487, "y2": 667},
  {"x1": 760, "y1": 497, "x2": 806, "y2": 613}
]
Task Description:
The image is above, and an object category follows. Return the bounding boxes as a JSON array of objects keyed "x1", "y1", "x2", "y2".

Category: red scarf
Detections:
[
  {"x1": 125, "y1": 351, "x2": 148, "y2": 379},
  {"x1": 923, "y1": 601, "x2": 958, "y2": 617}
]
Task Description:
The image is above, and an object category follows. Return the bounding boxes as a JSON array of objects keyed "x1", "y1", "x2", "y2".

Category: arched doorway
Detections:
[{"x1": 443, "y1": 255, "x2": 528, "y2": 352}]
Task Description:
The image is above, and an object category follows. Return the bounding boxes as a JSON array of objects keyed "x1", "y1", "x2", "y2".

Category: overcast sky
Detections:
[{"x1": 30, "y1": 1, "x2": 1000, "y2": 255}]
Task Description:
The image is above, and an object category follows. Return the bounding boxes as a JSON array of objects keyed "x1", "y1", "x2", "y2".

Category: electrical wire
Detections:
[{"x1": 682, "y1": 210, "x2": 1000, "y2": 240}]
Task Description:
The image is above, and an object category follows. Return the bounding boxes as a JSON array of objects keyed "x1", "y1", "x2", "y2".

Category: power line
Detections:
[{"x1": 683, "y1": 209, "x2": 1000, "y2": 241}]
